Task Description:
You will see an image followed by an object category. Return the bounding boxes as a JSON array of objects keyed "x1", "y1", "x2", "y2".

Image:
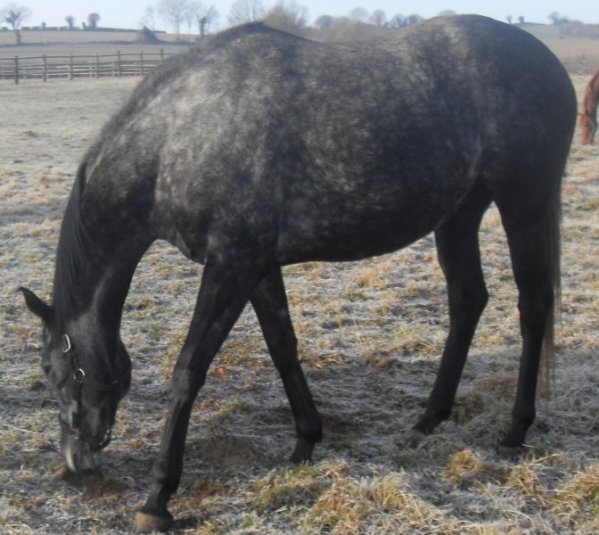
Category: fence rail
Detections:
[{"x1": 0, "y1": 50, "x2": 178, "y2": 83}]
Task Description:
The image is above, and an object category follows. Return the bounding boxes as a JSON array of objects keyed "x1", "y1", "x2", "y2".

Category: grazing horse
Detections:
[
  {"x1": 580, "y1": 69, "x2": 599, "y2": 144},
  {"x1": 20, "y1": 15, "x2": 576, "y2": 532}
]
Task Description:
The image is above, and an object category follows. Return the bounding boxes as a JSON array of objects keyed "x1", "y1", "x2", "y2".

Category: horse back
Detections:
[{"x1": 79, "y1": 16, "x2": 576, "y2": 264}]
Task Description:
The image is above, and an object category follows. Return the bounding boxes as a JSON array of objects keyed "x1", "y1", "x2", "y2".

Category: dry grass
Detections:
[{"x1": 0, "y1": 59, "x2": 597, "y2": 535}]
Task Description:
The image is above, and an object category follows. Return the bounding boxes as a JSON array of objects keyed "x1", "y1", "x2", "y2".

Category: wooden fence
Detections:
[{"x1": 0, "y1": 50, "x2": 179, "y2": 83}]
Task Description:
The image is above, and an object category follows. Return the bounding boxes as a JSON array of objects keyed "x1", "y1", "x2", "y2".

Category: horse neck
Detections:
[{"x1": 51, "y1": 197, "x2": 144, "y2": 341}]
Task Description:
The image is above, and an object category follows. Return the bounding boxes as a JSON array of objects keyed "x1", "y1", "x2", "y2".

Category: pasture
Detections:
[{"x1": 0, "y1": 38, "x2": 598, "y2": 535}]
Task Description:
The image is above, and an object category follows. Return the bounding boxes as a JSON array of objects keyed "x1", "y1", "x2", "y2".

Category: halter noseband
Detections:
[{"x1": 56, "y1": 333, "x2": 130, "y2": 449}]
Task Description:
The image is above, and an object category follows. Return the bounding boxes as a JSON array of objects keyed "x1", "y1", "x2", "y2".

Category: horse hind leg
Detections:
[
  {"x1": 579, "y1": 113, "x2": 597, "y2": 145},
  {"x1": 250, "y1": 266, "x2": 322, "y2": 463},
  {"x1": 412, "y1": 183, "x2": 492, "y2": 440},
  {"x1": 496, "y1": 190, "x2": 561, "y2": 454}
]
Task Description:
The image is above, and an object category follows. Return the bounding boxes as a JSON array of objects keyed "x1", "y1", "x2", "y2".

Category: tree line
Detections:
[{"x1": 0, "y1": 0, "x2": 591, "y2": 45}]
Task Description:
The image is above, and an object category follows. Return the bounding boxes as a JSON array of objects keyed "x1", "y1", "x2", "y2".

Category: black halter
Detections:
[{"x1": 56, "y1": 334, "x2": 130, "y2": 449}]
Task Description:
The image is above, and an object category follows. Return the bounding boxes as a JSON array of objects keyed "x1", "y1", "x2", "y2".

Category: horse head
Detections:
[{"x1": 19, "y1": 287, "x2": 131, "y2": 472}]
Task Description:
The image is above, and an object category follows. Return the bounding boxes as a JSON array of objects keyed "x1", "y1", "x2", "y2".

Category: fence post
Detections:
[
  {"x1": 95, "y1": 53, "x2": 100, "y2": 78},
  {"x1": 14, "y1": 55, "x2": 19, "y2": 84},
  {"x1": 69, "y1": 55, "x2": 74, "y2": 80},
  {"x1": 140, "y1": 50, "x2": 144, "y2": 76},
  {"x1": 160, "y1": 48, "x2": 164, "y2": 61},
  {"x1": 43, "y1": 54, "x2": 47, "y2": 82},
  {"x1": 117, "y1": 51, "x2": 122, "y2": 77}
]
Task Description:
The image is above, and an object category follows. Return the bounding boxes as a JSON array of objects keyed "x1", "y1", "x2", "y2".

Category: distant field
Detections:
[
  {"x1": 0, "y1": 23, "x2": 598, "y2": 74},
  {"x1": 0, "y1": 29, "x2": 192, "y2": 66},
  {"x1": 0, "y1": 28, "x2": 192, "y2": 46},
  {"x1": 524, "y1": 24, "x2": 599, "y2": 74}
]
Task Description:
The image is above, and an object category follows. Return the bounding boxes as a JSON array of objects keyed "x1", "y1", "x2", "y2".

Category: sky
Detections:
[{"x1": 7, "y1": 0, "x2": 599, "y2": 31}]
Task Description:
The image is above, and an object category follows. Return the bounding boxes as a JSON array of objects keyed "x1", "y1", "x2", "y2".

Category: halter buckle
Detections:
[{"x1": 61, "y1": 334, "x2": 72, "y2": 354}]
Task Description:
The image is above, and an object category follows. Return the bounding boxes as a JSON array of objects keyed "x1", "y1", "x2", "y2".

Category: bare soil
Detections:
[{"x1": 0, "y1": 66, "x2": 598, "y2": 533}]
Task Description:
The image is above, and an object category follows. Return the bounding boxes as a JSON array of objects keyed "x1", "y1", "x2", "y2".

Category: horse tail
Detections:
[
  {"x1": 580, "y1": 70, "x2": 599, "y2": 144},
  {"x1": 539, "y1": 178, "x2": 562, "y2": 395}
]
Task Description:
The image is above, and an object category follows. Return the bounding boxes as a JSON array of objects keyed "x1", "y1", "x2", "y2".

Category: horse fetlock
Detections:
[
  {"x1": 497, "y1": 443, "x2": 527, "y2": 460},
  {"x1": 406, "y1": 429, "x2": 428, "y2": 448},
  {"x1": 296, "y1": 416, "x2": 322, "y2": 442},
  {"x1": 289, "y1": 436, "x2": 317, "y2": 464},
  {"x1": 135, "y1": 508, "x2": 174, "y2": 533},
  {"x1": 414, "y1": 408, "x2": 449, "y2": 436}
]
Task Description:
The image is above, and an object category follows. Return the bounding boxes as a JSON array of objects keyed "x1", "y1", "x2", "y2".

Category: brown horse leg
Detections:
[
  {"x1": 580, "y1": 113, "x2": 596, "y2": 145},
  {"x1": 413, "y1": 184, "x2": 491, "y2": 439}
]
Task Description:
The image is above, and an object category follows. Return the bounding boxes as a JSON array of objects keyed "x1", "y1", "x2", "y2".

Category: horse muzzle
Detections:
[
  {"x1": 61, "y1": 433, "x2": 102, "y2": 472},
  {"x1": 59, "y1": 416, "x2": 111, "y2": 472}
]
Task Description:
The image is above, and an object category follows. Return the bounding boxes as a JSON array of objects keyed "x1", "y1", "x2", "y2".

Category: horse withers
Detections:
[{"x1": 21, "y1": 15, "x2": 576, "y2": 532}]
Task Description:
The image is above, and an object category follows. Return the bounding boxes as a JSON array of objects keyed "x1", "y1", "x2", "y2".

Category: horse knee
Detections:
[
  {"x1": 449, "y1": 284, "x2": 488, "y2": 324},
  {"x1": 170, "y1": 367, "x2": 204, "y2": 402}
]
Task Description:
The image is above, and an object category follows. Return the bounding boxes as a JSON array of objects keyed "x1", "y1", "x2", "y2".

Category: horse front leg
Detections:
[{"x1": 136, "y1": 263, "x2": 262, "y2": 533}]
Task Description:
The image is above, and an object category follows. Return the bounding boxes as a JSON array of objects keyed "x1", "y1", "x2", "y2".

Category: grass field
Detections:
[
  {"x1": 0, "y1": 28, "x2": 191, "y2": 47},
  {"x1": 0, "y1": 32, "x2": 598, "y2": 534}
]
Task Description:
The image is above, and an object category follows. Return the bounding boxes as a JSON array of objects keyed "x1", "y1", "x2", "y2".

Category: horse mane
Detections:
[
  {"x1": 198, "y1": 21, "x2": 293, "y2": 51},
  {"x1": 579, "y1": 69, "x2": 599, "y2": 144},
  {"x1": 51, "y1": 163, "x2": 93, "y2": 331}
]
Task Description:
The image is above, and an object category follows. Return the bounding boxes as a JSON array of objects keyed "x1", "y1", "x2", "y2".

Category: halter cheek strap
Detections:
[
  {"x1": 55, "y1": 333, "x2": 131, "y2": 449},
  {"x1": 55, "y1": 334, "x2": 84, "y2": 390}
]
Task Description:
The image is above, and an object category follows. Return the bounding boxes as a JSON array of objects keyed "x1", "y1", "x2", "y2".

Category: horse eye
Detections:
[{"x1": 42, "y1": 362, "x2": 51, "y2": 375}]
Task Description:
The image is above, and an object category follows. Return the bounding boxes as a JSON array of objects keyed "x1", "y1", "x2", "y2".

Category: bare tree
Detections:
[
  {"x1": 158, "y1": 0, "x2": 189, "y2": 36},
  {"x1": 387, "y1": 12, "x2": 423, "y2": 27},
  {"x1": 183, "y1": 1, "x2": 200, "y2": 35},
  {"x1": 2, "y1": 3, "x2": 31, "y2": 44},
  {"x1": 404, "y1": 14, "x2": 423, "y2": 26},
  {"x1": 228, "y1": 0, "x2": 265, "y2": 26},
  {"x1": 197, "y1": 6, "x2": 218, "y2": 39},
  {"x1": 265, "y1": 0, "x2": 308, "y2": 34},
  {"x1": 369, "y1": 9, "x2": 387, "y2": 26},
  {"x1": 548, "y1": 12, "x2": 574, "y2": 25},
  {"x1": 87, "y1": 12, "x2": 100, "y2": 30},
  {"x1": 141, "y1": 6, "x2": 156, "y2": 30},
  {"x1": 388, "y1": 14, "x2": 405, "y2": 28},
  {"x1": 314, "y1": 14, "x2": 335, "y2": 29},
  {"x1": 349, "y1": 7, "x2": 368, "y2": 23}
]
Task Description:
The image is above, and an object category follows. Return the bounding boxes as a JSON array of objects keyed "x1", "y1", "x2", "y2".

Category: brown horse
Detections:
[{"x1": 580, "y1": 69, "x2": 599, "y2": 144}]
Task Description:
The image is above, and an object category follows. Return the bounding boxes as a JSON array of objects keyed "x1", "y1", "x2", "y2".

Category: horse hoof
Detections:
[
  {"x1": 135, "y1": 510, "x2": 174, "y2": 533},
  {"x1": 497, "y1": 444, "x2": 525, "y2": 460},
  {"x1": 407, "y1": 429, "x2": 427, "y2": 448},
  {"x1": 289, "y1": 437, "x2": 315, "y2": 464}
]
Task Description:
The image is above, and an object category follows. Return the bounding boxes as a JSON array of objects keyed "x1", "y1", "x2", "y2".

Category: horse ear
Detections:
[{"x1": 19, "y1": 287, "x2": 53, "y2": 325}]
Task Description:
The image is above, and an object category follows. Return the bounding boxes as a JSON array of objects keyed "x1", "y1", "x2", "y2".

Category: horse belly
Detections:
[{"x1": 276, "y1": 181, "x2": 462, "y2": 263}]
